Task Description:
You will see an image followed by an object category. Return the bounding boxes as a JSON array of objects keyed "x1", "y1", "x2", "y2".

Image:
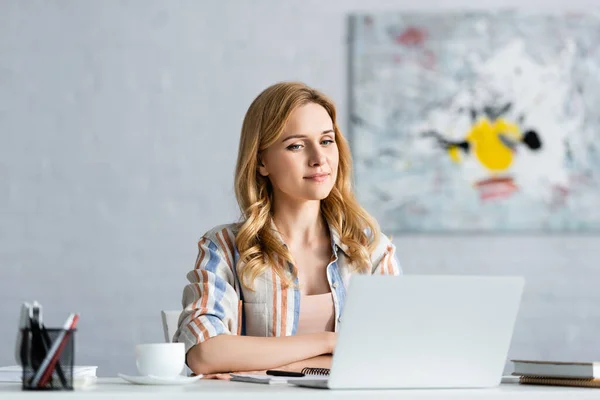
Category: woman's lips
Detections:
[{"x1": 304, "y1": 173, "x2": 330, "y2": 183}]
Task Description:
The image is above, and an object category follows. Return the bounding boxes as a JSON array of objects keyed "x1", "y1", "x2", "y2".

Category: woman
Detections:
[{"x1": 173, "y1": 82, "x2": 401, "y2": 377}]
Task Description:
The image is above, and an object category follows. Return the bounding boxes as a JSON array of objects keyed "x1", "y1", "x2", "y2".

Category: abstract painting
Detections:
[{"x1": 349, "y1": 10, "x2": 600, "y2": 233}]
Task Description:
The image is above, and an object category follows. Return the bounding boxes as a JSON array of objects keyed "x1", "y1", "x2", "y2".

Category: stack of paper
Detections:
[{"x1": 0, "y1": 365, "x2": 97, "y2": 383}]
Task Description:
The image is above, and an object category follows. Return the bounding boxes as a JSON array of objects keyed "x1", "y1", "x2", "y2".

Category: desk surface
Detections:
[{"x1": 0, "y1": 378, "x2": 598, "y2": 399}]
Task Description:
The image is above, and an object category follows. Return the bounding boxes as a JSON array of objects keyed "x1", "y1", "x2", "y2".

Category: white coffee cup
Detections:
[{"x1": 135, "y1": 343, "x2": 185, "y2": 378}]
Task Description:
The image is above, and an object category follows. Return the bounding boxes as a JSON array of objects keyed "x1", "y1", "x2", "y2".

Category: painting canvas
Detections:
[{"x1": 349, "y1": 10, "x2": 600, "y2": 233}]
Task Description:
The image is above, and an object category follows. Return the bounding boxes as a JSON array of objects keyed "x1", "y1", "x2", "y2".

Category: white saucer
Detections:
[{"x1": 118, "y1": 373, "x2": 203, "y2": 385}]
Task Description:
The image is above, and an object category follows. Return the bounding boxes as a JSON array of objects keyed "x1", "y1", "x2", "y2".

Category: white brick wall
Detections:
[{"x1": 1, "y1": 0, "x2": 599, "y2": 376}]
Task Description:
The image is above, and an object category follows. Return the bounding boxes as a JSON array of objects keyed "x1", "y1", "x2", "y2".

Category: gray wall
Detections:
[{"x1": 1, "y1": 0, "x2": 599, "y2": 377}]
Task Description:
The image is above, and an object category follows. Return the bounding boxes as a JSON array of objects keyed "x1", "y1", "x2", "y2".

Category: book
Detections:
[
  {"x1": 519, "y1": 376, "x2": 600, "y2": 388},
  {"x1": 511, "y1": 360, "x2": 600, "y2": 379}
]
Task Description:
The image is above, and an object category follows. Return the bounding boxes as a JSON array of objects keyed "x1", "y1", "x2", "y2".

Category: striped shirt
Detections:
[{"x1": 173, "y1": 223, "x2": 402, "y2": 353}]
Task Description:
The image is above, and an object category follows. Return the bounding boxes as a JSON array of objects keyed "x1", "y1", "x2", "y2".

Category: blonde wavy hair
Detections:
[{"x1": 234, "y1": 81, "x2": 381, "y2": 290}]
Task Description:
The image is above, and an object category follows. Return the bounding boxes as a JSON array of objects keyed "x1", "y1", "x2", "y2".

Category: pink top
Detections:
[{"x1": 296, "y1": 292, "x2": 336, "y2": 334}]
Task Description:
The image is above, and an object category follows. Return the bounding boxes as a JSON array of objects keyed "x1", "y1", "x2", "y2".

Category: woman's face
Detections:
[{"x1": 259, "y1": 102, "x2": 339, "y2": 203}]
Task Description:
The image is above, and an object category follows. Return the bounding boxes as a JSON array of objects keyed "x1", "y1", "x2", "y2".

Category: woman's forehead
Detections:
[{"x1": 283, "y1": 103, "x2": 333, "y2": 135}]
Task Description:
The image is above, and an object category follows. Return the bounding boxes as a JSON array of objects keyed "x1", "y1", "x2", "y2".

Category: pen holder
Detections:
[{"x1": 20, "y1": 328, "x2": 76, "y2": 391}]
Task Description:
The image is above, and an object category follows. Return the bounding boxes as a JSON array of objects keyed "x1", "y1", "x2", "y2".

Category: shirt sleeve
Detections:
[
  {"x1": 173, "y1": 237, "x2": 241, "y2": 354},
  {"x1": 370, "y1": 234, "x2": 403, "y2": 276}
]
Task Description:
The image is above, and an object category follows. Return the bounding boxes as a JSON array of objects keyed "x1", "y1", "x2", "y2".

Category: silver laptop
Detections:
[{"x1": 291, "y1": 275, "x2": 524, "y2": 390}]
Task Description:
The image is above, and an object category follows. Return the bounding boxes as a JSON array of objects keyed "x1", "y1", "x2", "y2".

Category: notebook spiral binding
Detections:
[{"x1": 301, "y1": 367, "x2": 330, "y2": 376}]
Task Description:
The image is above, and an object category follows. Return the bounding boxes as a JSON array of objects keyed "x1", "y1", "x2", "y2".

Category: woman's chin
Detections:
[{"x1": 302, "y1": 188, "x2": 334, "y2": 201}]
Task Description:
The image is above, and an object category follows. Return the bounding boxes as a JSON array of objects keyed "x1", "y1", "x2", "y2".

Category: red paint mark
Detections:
[
  {"x1": 474, "y1": 176, "x2": 519, "y2": 201},
  {"x1": 474, "y1": 176, "x2": 515, "y2": 187},
  {"x1": 396, "y1": 27, "x2": 427, "y2": 46}
]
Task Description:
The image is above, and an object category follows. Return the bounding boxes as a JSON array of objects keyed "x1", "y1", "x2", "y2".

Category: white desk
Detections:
[{"x1": 0, "y1": 378, "x2": 598, "y2": 399}]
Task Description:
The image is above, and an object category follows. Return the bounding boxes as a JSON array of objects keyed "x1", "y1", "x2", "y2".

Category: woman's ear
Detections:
[{"x1": 257, "y1": 157, "x2": 269, "y2": 177}]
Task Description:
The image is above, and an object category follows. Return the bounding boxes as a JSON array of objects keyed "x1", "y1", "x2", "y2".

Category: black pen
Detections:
[{"x1": 266, "y1": 370, "x2": 305, "y2": 377}]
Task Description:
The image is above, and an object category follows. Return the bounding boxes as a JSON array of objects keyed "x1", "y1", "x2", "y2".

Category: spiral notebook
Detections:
[{"x1": 230, "y1": 368, "x2": 329, "y2": 385}]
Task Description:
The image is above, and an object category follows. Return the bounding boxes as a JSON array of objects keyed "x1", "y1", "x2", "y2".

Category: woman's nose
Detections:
[{"x1": 309, "y1": 149, "x2": 326, "y2": 167}]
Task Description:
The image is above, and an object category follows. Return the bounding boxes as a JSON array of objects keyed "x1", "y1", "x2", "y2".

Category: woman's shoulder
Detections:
[{"x1": 198, "y1": 222, "x2": 242, "y2": 249}]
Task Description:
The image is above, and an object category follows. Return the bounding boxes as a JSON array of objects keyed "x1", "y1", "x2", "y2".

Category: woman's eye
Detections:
[
  {"x1": 321, "y1": 140, "x2": 335, "y2": 146},
  {"x1": 286, "y1": 144, "x2": 303, "y2": 151}
]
